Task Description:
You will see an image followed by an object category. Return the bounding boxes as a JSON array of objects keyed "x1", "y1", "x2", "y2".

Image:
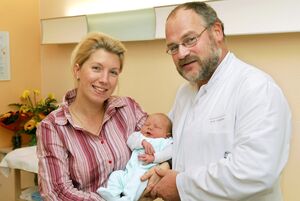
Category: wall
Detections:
[
  {"x1": 0, "y1": 0, "x2": 41, "y2": 147},
  {"x1": 40, "y1": 40, "x2": 184, "y2": 112},
  {"x1": 41, "y1": 33, "x2": 300, "y2": 200}
]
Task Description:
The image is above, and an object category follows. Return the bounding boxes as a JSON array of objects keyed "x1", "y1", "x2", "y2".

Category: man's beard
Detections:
[{"x1": 177, "y1": 41, "x2": 221, "y2": 84}]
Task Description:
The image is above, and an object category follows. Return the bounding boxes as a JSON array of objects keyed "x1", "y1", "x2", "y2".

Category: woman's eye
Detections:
[
  {"x1": 92, "y1": 66, "x2": 101, "y2": 71},
  {"x1": 110, "y1": 70, "x2": 119, "y2": 77}
]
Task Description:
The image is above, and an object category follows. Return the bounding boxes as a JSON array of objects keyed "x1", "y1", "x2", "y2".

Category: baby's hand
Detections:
[
  {"x1": 138, "y1": 154, "x2": 155, "y2": 164},
  {"x1": 142, "y1": 140, "x2": 155, "y2": 155}
]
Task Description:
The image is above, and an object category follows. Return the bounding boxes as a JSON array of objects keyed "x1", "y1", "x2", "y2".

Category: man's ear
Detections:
[{"x1": 211, "y1": 21, "x2": 224, "y2": 42}]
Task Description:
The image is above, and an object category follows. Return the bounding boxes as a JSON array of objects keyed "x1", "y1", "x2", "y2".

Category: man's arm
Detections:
[{"x1": 154, "y1": 79, "x2": 291, "y2": 201}]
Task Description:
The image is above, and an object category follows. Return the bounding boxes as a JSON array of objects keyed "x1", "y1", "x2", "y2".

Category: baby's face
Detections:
[{"x1": 141, "y1": 115, "x2": 169, "y2": 138}]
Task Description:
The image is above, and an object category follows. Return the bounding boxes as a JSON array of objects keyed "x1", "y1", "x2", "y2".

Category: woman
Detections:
[{"x1": 37, "y1": 32, "x2": 157, "y2": 200}]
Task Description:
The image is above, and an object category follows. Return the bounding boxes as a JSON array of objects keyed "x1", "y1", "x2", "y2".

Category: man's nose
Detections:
[{"x1": 177, "y1": 44, "x2": 190, "y2": 59}]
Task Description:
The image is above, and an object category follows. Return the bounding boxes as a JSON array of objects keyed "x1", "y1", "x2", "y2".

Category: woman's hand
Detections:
[{"x1": 140, "y1": 162, "x2": 170, "y2": 197}]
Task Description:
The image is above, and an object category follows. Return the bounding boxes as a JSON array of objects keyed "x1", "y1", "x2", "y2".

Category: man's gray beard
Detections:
[{"x1": 185, "y1": 47, "x2": 221, "y2": 83}]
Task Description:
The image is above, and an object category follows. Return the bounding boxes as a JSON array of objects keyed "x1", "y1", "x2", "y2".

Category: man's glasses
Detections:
[{"x1": 166, "y1": 27, "x2": 208, "y2": 55}]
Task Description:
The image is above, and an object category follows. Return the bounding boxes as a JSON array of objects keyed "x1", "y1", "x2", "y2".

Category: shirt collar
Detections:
[{"x1": 54, "y1": 89, "x2": 127, "y2": 126}]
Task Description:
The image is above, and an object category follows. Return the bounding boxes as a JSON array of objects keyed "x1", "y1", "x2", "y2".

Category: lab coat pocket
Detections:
[
  {"x1": 205, "y1": 114, "x2": 233, "y2": 153},
  {"x1": 208, "y1": 114, "x2": 227, "y2": 132}
]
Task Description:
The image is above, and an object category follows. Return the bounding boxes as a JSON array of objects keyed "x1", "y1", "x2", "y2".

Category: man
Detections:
[{"x1": 144, "y1": 2, "x2": 291, "y2": 201}]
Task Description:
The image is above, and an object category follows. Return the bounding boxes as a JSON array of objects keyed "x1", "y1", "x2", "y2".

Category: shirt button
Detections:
[
  {"x1": 101, "y1": 140, "x2": 104, "y2": 144},
  {"x1": 108, "y1": 160, "x2": 112, "y2": 164}
]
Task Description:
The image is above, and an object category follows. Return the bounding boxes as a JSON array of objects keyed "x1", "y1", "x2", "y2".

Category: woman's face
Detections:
[{"x1": 74, "y1": 48, "x2": 121, "y2": 105}]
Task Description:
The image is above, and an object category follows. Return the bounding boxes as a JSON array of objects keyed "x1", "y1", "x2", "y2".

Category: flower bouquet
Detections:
[{"x1": 0, "y1": 89, "x2": 58, "y2": 148}]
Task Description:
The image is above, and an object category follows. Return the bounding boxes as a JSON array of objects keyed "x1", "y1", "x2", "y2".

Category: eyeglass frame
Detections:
[{"x1": 166, "y1": 27, "x2": 208, "y2": 55}]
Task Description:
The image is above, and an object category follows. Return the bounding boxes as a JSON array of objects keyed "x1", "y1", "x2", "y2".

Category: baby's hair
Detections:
[{"x1": 152, "y1": 113, "x2": 172, "y2": 135}]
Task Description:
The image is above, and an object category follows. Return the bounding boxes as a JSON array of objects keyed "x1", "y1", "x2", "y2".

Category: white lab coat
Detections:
[{"x1": 169, "y1": 53, "x2": 291, "y2": 201}]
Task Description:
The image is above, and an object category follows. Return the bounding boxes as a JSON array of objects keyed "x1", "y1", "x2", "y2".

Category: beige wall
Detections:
[
  {"x1": 41, "y1": 33, "x2": 300, "y2": 200},
  {"x1": 40, "y1": 40, "x2": 185, "y2": 112},
  {"x1": 0, "y1": 0, "x2": 41, "y2": 147}
]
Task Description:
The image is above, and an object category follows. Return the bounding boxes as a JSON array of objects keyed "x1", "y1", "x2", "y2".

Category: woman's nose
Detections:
[{"x1": 98, "y1": 71, "x2": 109, "y2": 83}]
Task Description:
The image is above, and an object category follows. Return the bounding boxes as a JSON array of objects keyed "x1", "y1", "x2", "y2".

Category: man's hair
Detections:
[{"x1": 168, "y1": 2, "x2": 225, "y2": 37}]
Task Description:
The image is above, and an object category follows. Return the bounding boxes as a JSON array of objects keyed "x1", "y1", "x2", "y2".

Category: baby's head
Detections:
[{"x1": 141, "y1": 113, "x2": 172, "y2": 138}]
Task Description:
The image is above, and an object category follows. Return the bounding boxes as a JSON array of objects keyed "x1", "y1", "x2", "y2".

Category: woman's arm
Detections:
[{"x1": 37, "y1": 121, "x2": 104, "y2": 201}]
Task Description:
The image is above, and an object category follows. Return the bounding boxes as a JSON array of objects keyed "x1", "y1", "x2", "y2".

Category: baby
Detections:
[{"x1": 97, "y1": 113, "x2": 173, "y2": 201}]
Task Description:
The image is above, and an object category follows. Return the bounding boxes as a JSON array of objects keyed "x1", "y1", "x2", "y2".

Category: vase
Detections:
[
  {"x1": 12, "y1": 134, "x2": 22, "y2": 149},
  {"x1": 34, "y1": 173, "x2": 38, "y2": 186},
  {"x1": 28, "y1": 134, "x2": 37, "y2": 146}
]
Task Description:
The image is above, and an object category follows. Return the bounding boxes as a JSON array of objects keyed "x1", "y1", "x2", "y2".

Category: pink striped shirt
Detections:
[{"x1": 37, "y1": 89, "x2": 147, "y2": 201}]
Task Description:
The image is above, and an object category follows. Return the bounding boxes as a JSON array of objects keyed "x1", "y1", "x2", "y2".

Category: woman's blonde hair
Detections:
[{"x1": 71, "y1": 32, "x2": 126, "y2": 71}]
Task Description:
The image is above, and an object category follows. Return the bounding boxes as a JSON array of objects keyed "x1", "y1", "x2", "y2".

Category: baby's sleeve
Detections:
[{"x1": 154, "y1": 139, "x2": 173, "y2": 163}]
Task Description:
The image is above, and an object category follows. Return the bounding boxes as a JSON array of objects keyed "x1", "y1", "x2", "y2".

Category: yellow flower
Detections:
[
  {"x1": 36, "y1": 122, "x2": 41, "y2": 128},
  {"x1": 20, "y1": 105, "x2": 30, "y2": 113},
  {"x1": 1, "y1": 112, "x2": 12, "y2": 119},
  {"x1": 38, "y1": 98, "x2": 45, "y2": 105},
  {"x1": 48, "y1": 93, "x2": 55, "y2": 100},
  {"x1": 33, "y1": 89, "x2": 40, "y2": 95},
  {"x1": 21, "y1": 90, "x2": 30, "y2": 99},
  {"x1": 38, "y1": 113, "x2": 46, "y2": 120},
  {"x1": 24, "y1": 119, "x2": 37, "y2": 131}
]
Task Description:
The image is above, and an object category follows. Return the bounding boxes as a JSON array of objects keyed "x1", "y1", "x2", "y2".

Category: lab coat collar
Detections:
[{"x1": 204, "y1": 52, "x2": 233, "y2": 92}]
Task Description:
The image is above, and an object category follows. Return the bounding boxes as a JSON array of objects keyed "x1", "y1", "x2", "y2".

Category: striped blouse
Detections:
[{"x1": 37, "y1": 89, "x2": 147, "y2": 201}]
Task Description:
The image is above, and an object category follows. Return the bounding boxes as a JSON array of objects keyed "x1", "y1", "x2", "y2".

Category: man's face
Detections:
[{"x1": 165, "y1": 9, "x2": 221, "y2": 86}]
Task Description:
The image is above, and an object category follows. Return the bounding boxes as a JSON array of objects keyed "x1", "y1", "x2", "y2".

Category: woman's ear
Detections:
[{"x1": 73, "y1": 64, "x2": 80, "y2": 80}]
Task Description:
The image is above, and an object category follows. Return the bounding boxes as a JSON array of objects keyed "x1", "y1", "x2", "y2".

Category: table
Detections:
[{"x1": 0, "y1": 146, "x2": 38, "y2": 201}]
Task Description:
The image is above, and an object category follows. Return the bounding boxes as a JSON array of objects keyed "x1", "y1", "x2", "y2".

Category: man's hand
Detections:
[
  {"x1": 140, "y1": 162, "x2": 170, "y2": 197},
  {"x1": 151, "y1": 168, "x2": 180, "y2": 201},
  {"x1": 142, "y1": 140, "x2": 155, "y2": 155},
  {"x1": 138, "y1": 153, "x2": 154, "y2": 164}
]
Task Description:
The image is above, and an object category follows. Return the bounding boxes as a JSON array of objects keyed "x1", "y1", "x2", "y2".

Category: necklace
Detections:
[{"x1": 69, "y1": 107, "x2": 102, "y2": 135}]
